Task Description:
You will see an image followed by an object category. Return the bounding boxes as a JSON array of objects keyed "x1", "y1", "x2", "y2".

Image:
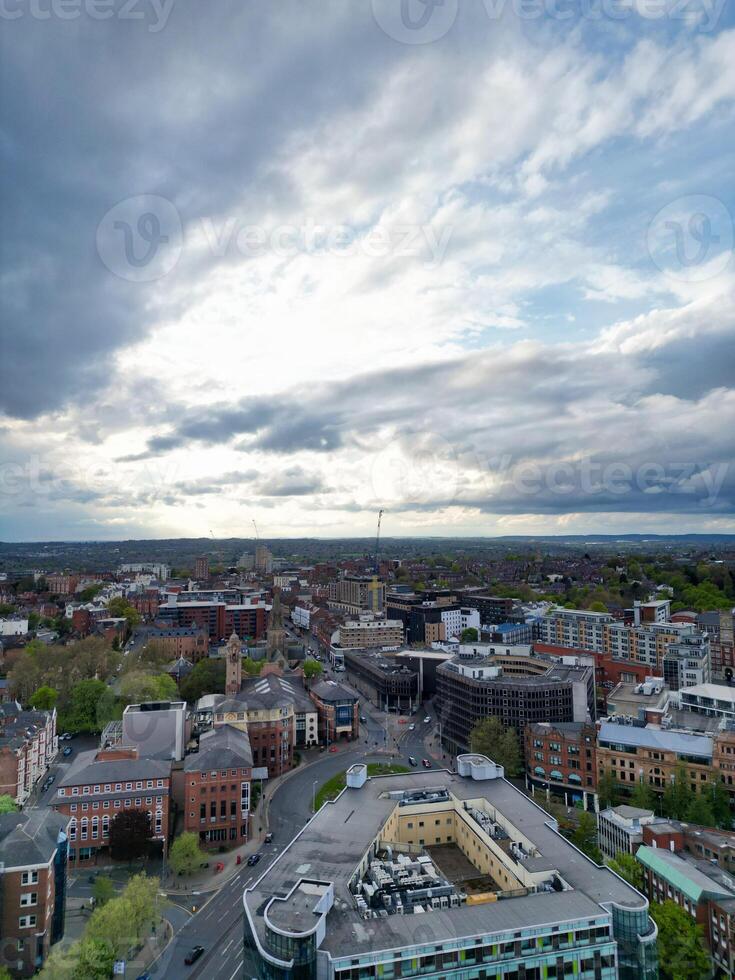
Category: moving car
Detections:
[
  {"x1": 422, "y1": 758, "x2": 431, "y2": 768},
  {"x1": 184, "y1": 946, "x2": 204, "y2": 965},
  {"x1": 423, "y1": 716, "x2": 431, "y2": 724},
  {"x1": 264, "y1": 832, "x2": 273, "y2": 843},
  {"x1": 359, "y1": 715, "x2": 367, "y2": 723},
  {"x1": 408, "y1": 724, "x2": 415, "y2": 731},
  {"x1": 408, "y1": 756, "x2": 418, "y2": 766},
  {"x1": 247, "y1": 853, "x2": 261, "y2": 866},
  {"x1": 62, "y1": 746, "x2": 73, "y2": 756}
]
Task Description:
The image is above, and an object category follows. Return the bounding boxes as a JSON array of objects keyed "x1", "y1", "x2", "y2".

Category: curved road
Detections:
[{"x1": 156, "y1": 700, "x2": 441, "y2": 979}]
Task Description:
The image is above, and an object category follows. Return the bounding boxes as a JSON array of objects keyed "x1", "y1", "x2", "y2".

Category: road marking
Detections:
[
  {"x1": 228, "y1": 958, "x2": 243, "y2": 980},
  {"x1": 221, "y1": 938, "x2": 234, "y2": 956}
]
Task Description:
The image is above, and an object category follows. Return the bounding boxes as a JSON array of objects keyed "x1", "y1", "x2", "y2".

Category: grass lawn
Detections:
[{"x1": 313, "y1": 763, "x2": 409, "y2": 811}]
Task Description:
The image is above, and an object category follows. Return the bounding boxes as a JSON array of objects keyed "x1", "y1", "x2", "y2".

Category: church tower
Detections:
[
  {"x1": 225, "y1": 630, "x2": 242, "y2": 696},
  {"x1": 266, "y1": 589, "x2": 288, "y2": 668}
]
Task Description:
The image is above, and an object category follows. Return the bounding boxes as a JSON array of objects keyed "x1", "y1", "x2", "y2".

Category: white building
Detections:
[
  {"x1": 0, "y1": 619, "x2": 29, "y2": 637},
  {"x1": 677, "y1": 683, "x2": 735, "y2": 722},
  {"x1": 292, "y1": 604, "x2": 312, "y2": 630},
  {"x1": 597, "y1": 805, "x2": 657, "y2": 859}
]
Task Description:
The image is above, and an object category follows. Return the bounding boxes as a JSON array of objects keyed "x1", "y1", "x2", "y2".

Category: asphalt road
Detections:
[{"x1": 155, "y1": 699, "x2": 440, "y2": 980}]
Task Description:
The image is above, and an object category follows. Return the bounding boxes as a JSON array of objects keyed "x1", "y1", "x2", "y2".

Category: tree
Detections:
[
  {"x1": 570, "y1": 811, "x2": 603, "y2": 863},
  {"x1": 685, "y1": 792, "x2": 715, "y2": 828},
  {"x1": 79, "y1": 584, "x2": 103, "y2": 602},
  {"x1": 607, "y1": 851, "x2": 643, "y2": 890},
  {"x1": 661, "y1": 765, "x2": 693, "y2": 820},
  {"x1": 30, "y1": 685, "x2": 58, "y2": 711},
  {"x1": 92, "y1": 875, "x2": 115, "y2": 906},
  {"x1": 108, "y1": 809, "x2": 153, "y2": 862},
  {"x1": 122, "y1": 873, "x2": 161, "y2": 943},
  {"x1": 710, "y1": 777, "x2": 733, "y2": 829},
  {"x1": 588, "y1": 601, "x2": 608, "y2": 613},
  {"x1": 169, "y1": 832, "x2": 205, "y2": 876},
  {"x1": 460, "y1": 627, "x2": 479, "y2": 643},
  {"x1": 302, "y1": 658, "x2": 323, "y2": 681},
  {"x1": 59, "y1": 678, "x2": 109, "y2": 733},
  {"x1": 179, "y1": 658, "x2": 225, "y2": 702},
  {"x1": 106, "y1": 597, "x2": 141, "y2": 628},
  {"x1": 470, "y1": 716, "x2": 521, "y2": 776},
  {"x1": 651, "y1": 900, "x2": 711, "y2": 980},
  {"x1": 0, "y1": 794, "x2": 17, "y2": 813},
  {"x1": 241, "y1": 656, "x2": 263, "y2": 677},
  {"x1": 119, "y1": 671, "x2": 177, "y2": 705},
  {"x1": 85, "y1": 896, "x2": 135, "y2": 960},
  {"x1": 596, "y1": 771, "x2": 620, "y2": 810},
  {"x1": 630, "y1": 779, "x2": 658, "y2": 813}
]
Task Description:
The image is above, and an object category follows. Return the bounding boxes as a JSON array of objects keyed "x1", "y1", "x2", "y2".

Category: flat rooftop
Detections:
[{"x1": 244, "y1": 765, "x2": 647, "y2": 961}]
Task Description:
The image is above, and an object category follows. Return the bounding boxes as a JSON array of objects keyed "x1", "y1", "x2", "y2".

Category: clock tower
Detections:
[{"x1": 225, "y1": 631, "x2": 242, "y2": 696}]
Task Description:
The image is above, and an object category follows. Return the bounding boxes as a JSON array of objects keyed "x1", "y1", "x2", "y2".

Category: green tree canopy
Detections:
[
  {"x1": 570, "y1": 811, "x2": 603, "y2": 863},
  {"x1": 179, "y1": 658, "x2": 225, "y2": 702},
  {"x1": 30, "y1": 685, "x2": 58, "y2": 711},
  {"x1": 470, "y1": 716, "x2": 521, "y2": 776},
  {"x1": 169, "y1": 831, "x2": 205, "y2": 876},
  {"x1": 242, "y1": 656, "x2": 263, "y2": 677},
  {"x1": 0, "y1": 795, "x2": 17, "y2": 814},
  {"x1": 630, "y1": 779, "x2": 658, "y2": 813},
  {"x1": 607, "y1": 851, "x2": 643, "y2": 890},
  {"x1": 58, "y1": 678, "x2": 109, "y2": 733},
  {"x1": 596, "y1": 771, "x2": 620, "y2": 810},
  {"x1": 106, "y1": 597, "x2": 141, "y2": 627},
  {"x1": 460, "y1": 627, "x2": 479, "y2": 643},
  {"x1": 661, "y1": 765, "x2": 694, "y2": 820},
  {"x1": 651, "y1": 900, "x2": 711, "y2": 980},
  {"x1": 92, "y1": 875, "x2": 115, "y2": 906},
  {"x1": 302, "y1": 658, "x2": 323, "y2": 680},
  {"x1": 119, "y1": 670, "x2": 178, "y2": 705}
]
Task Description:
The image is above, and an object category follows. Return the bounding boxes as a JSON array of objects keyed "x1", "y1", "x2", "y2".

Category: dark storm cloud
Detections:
[{"x1": 0, "y1": 2, "x2": 400, "y2": 420}]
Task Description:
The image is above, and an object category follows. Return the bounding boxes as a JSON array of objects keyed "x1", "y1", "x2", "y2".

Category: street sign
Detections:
[{"x1": 113, "y1": 962, "x2": 125, "y2": 975}]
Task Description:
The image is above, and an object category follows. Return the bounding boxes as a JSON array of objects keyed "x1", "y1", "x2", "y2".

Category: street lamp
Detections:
[{"x1": 312, "y1": 779, "x2": 318, "y2": 814}]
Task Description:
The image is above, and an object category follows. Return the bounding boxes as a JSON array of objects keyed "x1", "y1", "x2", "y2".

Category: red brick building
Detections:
[
  {"x1": 0, "y1": 809, "x2": 70, "y2": 977},
  {"x1": 308, "y1": 679, "x2": 360, "y2": 742},
  {"x1": 50, "y1": 746, "x2": 171, "y2": 866},
  {"x1": 182, "y1": 725, "x2": 253, "y2": 848},
  {"x1": 0, "y1": 703, "x2": 57, "y2": 805},
  {"x1": 525, "y1": 721, "x2": 597, "y2": 807}
]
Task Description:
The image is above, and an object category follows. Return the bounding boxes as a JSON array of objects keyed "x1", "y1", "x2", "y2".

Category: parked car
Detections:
[
  {"x1": 408, "y1": 756, "x2": 418, "y2": 767},
  {"x1": 247, "y1": 853, "x2": 261, "y2": 867},
  {"x1": 408, "y1": 724, "x2": 415, "y2": 731},
  {"x1": 60, "y1": 732, "x2": 72, "y2": 740},
  {"x1": 62, "y1": 746, "x2": 73, "y2": 757},
  {"x1": 329, "y1": 745, "x2": 338, "y2": 753},
  {"x1": 136, "y1": 973, "x2": 153, "y2": 980},
  {"x1": 422, "y1": 758, "x2": 431, "y2": 768},
  {"x1": 184, "y1": 946, "x2": 204, "y2": 965},
  {"x1": 264, "y1": 832, "x2": 273, "y2": 843},
  {"x1": 46, "y1": 774, "x2": 55, "y2": 785},
  {"x1": 359, "y1": 715, "x2": 367, "y2": 723}
]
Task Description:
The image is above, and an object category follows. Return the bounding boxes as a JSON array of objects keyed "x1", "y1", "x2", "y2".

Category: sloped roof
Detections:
[
  {"x1": 185, "y1": 724, "x2": 253, "y2": 771},
  {"x1": 0, "y1": 808, "x2": 69, "y2": 868}
]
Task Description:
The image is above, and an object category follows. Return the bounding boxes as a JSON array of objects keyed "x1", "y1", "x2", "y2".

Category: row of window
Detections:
[{"x1": 59, "y1": 778, "x2": 165, "y2": 797}]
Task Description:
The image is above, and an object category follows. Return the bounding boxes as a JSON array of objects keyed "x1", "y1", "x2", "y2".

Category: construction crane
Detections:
[
  {"x1": 374, "y1": 509, "x2": 383, "y2": 574},
  {"x1": 252, "y1": 519, "x2": 259, "y2": 542}
]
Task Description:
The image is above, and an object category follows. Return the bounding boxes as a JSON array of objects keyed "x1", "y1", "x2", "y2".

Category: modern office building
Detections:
[
  {"x1": 343, "y1": 650, "x2": 419, "y2": 712},
  {"x1": 121, "y1": 700, "x2": 188, "y2": 761},
  {"x1": 242, "y1": 757, "x2": 658, "y2": 979},
  {"x1": 597, "y1": 806, "x2": 658, "y2": 860},
  {"x1": 661, "y1": 633, "x2": 712, "y2": 691},
  {"x1": 437, "y1": 653, "x2": 594, "y2": 756}
]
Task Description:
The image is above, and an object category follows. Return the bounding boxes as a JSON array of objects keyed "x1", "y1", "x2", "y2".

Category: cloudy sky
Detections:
[{"x1": 1, "y1": 0, "x2": 734, "y2": 541}]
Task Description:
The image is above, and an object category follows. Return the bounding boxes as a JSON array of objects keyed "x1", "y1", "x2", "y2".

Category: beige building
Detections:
[{"x1": 336, "y1": 617, "x2": 404, "y2": 650}]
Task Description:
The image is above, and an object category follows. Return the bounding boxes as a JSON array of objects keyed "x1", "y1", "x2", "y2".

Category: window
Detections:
[
  {"x1": 21, "y1": 871, "x2": 38, "y2": 886},
  {"x1": 20, "y1": 893, "x2": 37, "y2": 907},
  {"x1": 18, "y1": 916, "x2": 37, "y2": 929}
]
